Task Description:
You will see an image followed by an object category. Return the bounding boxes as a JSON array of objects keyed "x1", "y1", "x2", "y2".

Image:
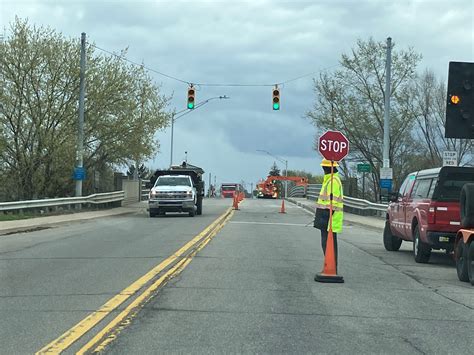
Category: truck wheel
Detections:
[
  {"x1": 468, "y1": 241, "x2": 474, "y2": 286},
  {"x1": 460, "y1": 183, "x2": 474, "y2": 228},
  {"x1": 413, "y1": 225, "x2": 431, "y2": 263},
  {"x1": 456, "y1": 238, "x2": 469, "y2": 282},
  {"x1": 383, "y1": 221, "x2": 402, "y2": 251},
  {"x1": 188, "y1": 209, "x2": 195, "y2": 217},
  {"x1": 196, "y1": 196, "x2": 203, "y2": 215}
]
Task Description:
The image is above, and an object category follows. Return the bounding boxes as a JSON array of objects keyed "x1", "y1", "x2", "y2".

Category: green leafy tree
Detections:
[
  {"x1": 126, "y1": 164, "x2": 151, "y2": 179},
  {"x1": 0, "y1": 18, "x2": 171, "y2": 200},
  {"x1": 286, "y1": 169, "x2": 323, "y2": 184},
  {"x1": 268, "y1": 162, "x2": 281, "y2": 176}
]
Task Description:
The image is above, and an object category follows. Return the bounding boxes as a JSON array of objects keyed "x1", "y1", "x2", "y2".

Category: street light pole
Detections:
[
  {"x1": 169, "y1": 95, "x2": 229, "y2": 167},
  {"x1": 256, "y1": 150, "x2": 288, "y2": 198}
]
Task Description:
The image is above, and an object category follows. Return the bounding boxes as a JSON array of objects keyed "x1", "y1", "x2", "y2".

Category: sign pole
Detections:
[{"x1": 362, "y1": 172, "x2": 365, "y2": 197}]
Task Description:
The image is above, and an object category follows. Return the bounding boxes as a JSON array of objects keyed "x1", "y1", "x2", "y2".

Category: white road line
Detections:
[{"x1": 229, "y1": 221, "x2": 309, "y2": 227}]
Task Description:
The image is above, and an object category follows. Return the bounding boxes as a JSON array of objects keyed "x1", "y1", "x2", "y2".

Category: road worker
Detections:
[{"x1": 314, "y1": 159, "x2": 344, "y2": 268}]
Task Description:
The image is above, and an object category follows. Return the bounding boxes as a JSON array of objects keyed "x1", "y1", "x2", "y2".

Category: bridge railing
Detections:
[
  {"x1": 291, "y1": 184, "x2": 387, "y2": 217},
  {"x1": 0, "y1": 191, "x2": 124, "y2": 214}
]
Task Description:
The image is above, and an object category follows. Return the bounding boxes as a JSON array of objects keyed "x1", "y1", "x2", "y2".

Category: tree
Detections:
[
  {"x1": 0, "y1": 18, "x2": 171, "y2": 200},
  {"x1": 268, "y1": 162, "x2": 280, "y2": 176},
  {"x1": 126, "y1": 164, "x2": 150, "y2": 179},
  {"x1": 285, "y1": 169, "x2": 323, "y2": 184},
  {"x1": 307, "y1": 38, "x2": 422, "y2": 199},
  {"x1": 408, "y1": 70, "x2": 473, "y2": 167}
]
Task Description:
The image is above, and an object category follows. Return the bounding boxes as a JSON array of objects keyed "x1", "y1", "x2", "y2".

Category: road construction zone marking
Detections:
[{"x1": 36, "y1": 208, "x2": 234, "y2": 355}]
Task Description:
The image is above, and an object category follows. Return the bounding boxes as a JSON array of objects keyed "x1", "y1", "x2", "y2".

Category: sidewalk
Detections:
[
  {"x1": 0, "y1": 202, "x2": 146, "y2": 236},
  {"x1": 287, "y1": 197, "x2": 385, "y2": 231}
]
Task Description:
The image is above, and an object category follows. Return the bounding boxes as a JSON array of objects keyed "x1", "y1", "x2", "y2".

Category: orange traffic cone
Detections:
[
  {"x1": 315, "y1": 230, "x2": 344, "y2": 283},
  {"x1": 279, "y1": 199, "x2": 286, "y2": 213},
  {"x1": 233, "y1": 193, "x2": 239, "y2": 210}
]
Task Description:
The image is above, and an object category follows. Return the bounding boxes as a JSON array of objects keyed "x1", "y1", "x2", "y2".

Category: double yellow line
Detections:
[{"x1": 37, "y1": 208, "x2": 234, "y2": 354}]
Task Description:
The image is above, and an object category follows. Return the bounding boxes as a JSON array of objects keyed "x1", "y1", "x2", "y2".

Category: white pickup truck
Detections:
[{"x1": 147, "y1": 163, "x2": 205, "y2": 217}]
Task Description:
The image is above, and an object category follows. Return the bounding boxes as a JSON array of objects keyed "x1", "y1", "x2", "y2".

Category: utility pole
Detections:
[
  {"x1": 170, "y1": 115, "x2": 175, "y2": 167},
  {"x1": 76, "y1": 32, "x2": 86, "y2": 197},
  {"x1": 208, "y1": 172, "x2": 211, "y2": 197},
  {"x1": 383, "y1": 37, "x2": 392, "y2": 169}
]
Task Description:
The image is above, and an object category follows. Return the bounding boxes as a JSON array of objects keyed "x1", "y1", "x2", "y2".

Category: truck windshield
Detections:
[
  {"x1": 155, "y1": 177, "x2": 191, "y2": 187},
  {"x1": 222, "y1": 186, "x2": 236, "y2": 191}
]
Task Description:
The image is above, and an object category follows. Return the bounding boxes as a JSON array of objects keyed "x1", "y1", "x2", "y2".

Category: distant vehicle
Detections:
[
  {"x1": 148, "y1": 163, "x2": 205, "y2": 217},
  {"x1": 256, "y1": 176, "x2": 308, "y2": 199},
  {"x1": 383, "y1": 166, "x2": 474, "y2": 263},
  {"x1": 221, "y1": 183, "x2": 242, "y2": 198},
  {"x1": 454, "y1": 183, "x2": 474, "y2": 285}
]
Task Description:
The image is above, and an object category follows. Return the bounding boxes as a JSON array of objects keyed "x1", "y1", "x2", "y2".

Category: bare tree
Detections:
[
  {"x1": 307, "y1": 38, "x2": 422, "y2": 199},
  {"x1": 409, "y1": 70, "x2": 472, "y2": 166}
]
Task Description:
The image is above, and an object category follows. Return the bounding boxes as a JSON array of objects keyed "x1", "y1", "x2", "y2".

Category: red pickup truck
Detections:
[{"x1": 383, "y1": 166, "x2": 474, "y2": 264}]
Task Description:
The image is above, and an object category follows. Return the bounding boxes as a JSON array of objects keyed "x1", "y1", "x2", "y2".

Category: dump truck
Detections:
[{"x1": 148, "y1": 162, "x2": 205, "y2": 217}]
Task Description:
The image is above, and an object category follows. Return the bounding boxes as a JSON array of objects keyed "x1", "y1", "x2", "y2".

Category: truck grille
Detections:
[{"x1": 156, "y1": 191, "x2": 188, "y2": 199}]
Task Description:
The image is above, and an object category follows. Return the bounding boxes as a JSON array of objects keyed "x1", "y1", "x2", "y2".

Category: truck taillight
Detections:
[{"x1": 428, "y1": 206, "x2": 436, "y2": 224}]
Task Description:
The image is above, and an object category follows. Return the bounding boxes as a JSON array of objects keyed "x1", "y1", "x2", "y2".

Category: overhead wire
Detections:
[
  {"x1": 89, "y1": 43, "x2": 190, "y2": 84},
  {"x1": 89, "y1": 42, "x2": 340, "y2": 88}
]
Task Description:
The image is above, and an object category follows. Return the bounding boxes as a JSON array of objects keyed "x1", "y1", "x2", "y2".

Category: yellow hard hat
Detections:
[{"x1": 321, "y1": 159, "x2": 339, "y2": 167}]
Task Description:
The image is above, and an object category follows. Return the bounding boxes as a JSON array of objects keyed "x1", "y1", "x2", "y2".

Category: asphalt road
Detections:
[
  {"x1": 0, "y1": 198, "x2": 472, "y2": 354},
  {"x1": 0, "y1": 199, "x2": 231, "y2": 354}
]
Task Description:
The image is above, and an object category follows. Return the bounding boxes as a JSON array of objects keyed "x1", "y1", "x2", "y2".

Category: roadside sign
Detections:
[
  {"x1": 318, "y1": 130, "x2": 349, "y2": 161},
  {"x1": 380, "y1": 167, "x2": 393, "y2": 180},
  {"x1": 380, "y1": 179, "x2": 393, "y2": 190},
  {"x1": 443, "y1": 150, "x2": 458, "y2": 166},
  {"x1": 357, "y1": 163, "x2": 371, "y2": 173},
  {"x1": 73, "y1": 167, "x2": 86, "y2": 180}
]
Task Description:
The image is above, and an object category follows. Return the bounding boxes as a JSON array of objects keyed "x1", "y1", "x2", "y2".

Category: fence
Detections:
[
  {"x1": 0, "y1": 191, "x2": 124, "y2": 214},
  {"x1": 290, "y1": 184, "x2": 387, "y2": 217}
]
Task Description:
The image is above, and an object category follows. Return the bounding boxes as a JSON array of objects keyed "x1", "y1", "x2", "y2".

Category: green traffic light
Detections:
[
  {"x1": 273, "y1": 103, "x2": 280, "y2": 110},
  {"x1": 188, "y1": 102, "x2": 194, "y2": 109}
]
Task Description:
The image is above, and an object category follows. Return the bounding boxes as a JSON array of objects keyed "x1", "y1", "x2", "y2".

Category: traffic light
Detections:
[
  {"x1": 445, "y1": 61, "x2": 474, "y2": 138},
  {"x1": 187, "y1": 85, "x2": 195, "y2": 109},
  {"x1": 272, "y1": 86, "x2": 280, "y2": 110}
]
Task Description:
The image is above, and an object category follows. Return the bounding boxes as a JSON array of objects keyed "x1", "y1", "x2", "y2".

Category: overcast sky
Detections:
[{"x1": 1, "y1": 0, "x2": 473, "y2": 190}]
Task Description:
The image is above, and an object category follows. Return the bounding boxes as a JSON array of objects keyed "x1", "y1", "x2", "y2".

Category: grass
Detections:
[{"x1": 0, "y1": 213, "x2": 39, "y2": 222}]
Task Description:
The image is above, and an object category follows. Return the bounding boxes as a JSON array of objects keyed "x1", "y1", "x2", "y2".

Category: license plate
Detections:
[{"x1": 439, "y1": 236, "x2": 450, "y2": 242}]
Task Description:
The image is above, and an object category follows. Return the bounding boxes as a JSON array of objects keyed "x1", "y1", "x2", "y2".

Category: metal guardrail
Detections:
[
  {"x1": 302, "y1": 184, "x2": 387, "y2": 216},
  {"x1": 306, "y1": 184, "x2": 322, "y2": 200},
  {"x1": 289, "y1": 185, "x2": 306, "y2": 198},
  {"x1": 343, "y1": 196, "x2": 388, "y2": 213},
  {"x1": 0, "y1": 191, "x2": 124, "y2": 213}
]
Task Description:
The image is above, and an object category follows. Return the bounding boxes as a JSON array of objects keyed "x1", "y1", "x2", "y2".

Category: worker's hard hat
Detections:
[{"x1": 320, "y1": 159, "x2": 339, "y2": 167}]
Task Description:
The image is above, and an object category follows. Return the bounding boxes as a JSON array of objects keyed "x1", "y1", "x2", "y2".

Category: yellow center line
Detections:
[
  {"x1": 36, "y1": 208, "x2": 233, "y2": 354},
  {"x1": 80, "y1": 210, "x2": 235, "y2": 354}
]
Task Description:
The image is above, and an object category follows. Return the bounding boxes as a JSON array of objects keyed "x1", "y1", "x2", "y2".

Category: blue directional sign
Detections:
[
  {"x1": 73, "y1": 167, "x2": 86, "y2": 180},
  {"x1": 380, "y1": 178, "x2": 392, "y2": 190}
]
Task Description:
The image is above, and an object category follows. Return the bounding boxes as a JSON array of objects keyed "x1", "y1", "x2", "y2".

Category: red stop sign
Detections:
[{"x1": 318, "y1": 130, "x2": 349, "y2": 161}]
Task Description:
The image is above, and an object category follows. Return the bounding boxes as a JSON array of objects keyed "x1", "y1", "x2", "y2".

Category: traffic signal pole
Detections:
[{"x1": 76, "y1": 32, "x2": 86, "y2": 198}]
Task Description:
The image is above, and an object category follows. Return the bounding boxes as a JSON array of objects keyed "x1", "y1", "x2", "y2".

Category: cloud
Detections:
[{"x1": 2, "y1": 0, "x2": 473, "y2": 188}]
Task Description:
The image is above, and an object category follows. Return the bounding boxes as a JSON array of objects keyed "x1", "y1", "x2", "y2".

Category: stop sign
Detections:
[{"x1": 318, "y1": 130, "x2": 349, "y2": 161}]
